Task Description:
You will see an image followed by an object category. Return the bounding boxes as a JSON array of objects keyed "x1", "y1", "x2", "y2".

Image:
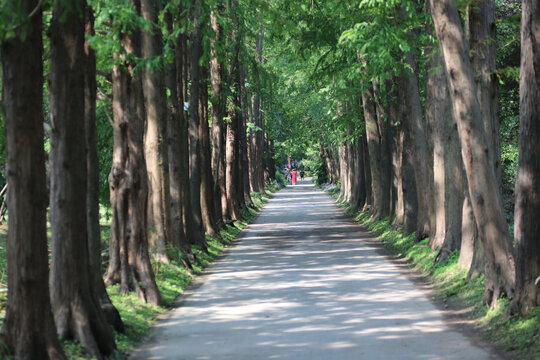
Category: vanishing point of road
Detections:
[{"x1": 131, "y1": 181, "x2": 502, "y2": 360}]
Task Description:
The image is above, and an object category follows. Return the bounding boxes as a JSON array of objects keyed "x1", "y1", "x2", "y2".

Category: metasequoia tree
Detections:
[
  {"x1": 0, "y1": 1, "x2": 67, "y2": 358},
  {"x1": 210, "y1": 3, "x2": 227, "y2": 223},
  {"x1": 424, "y1": 2, "x2": 463, "y2": 261},
  {"x1": 429, "y1": 0, "x2": 515, "y2": 306},
  {"x1": 225, "y1": 0, "x2": 245, "y2": 220},
  {"x1": 105, "y1": 0, "x2": 162, "y2": 307},
  {"x1": 199, "y1": 61, "x2": 222, "y2": 237},
  {"x1": 141, "y1": 0, "x2": 170, "y2": 262},
  {"x1": 84, "y1": 5, "x2": 125, "y2": 333},
  {"x1": 163, "y1": 10, "x2": 192, "y2": 258},
  {"x1": 511, "y1": 0, "x2": 540, "y2": 316},
  {"x1": 188, "y1": 0, "x2": 208, "y2": 245},
  {"x1": 48, "y1": 0, "x2": 116, "y2": 357}
]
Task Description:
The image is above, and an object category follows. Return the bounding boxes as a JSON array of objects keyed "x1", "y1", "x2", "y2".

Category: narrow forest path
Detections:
[{"x1": 131, "y1": 181, "x2": 501, "y2": 360}]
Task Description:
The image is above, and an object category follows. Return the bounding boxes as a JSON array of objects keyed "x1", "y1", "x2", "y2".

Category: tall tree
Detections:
[
  {"x1": 188, "y1": 0, "x2": 208, "y2": 243},
  {"x1": 49, "y1": 0, "x2": 116, "y2": 357},
  {"x1": 141, "y1": 0, "x2": 169, "y2": 262},
  {"x1": 163, "y1": 10, "x2": 192, "y2": 259},
  {"x1": 511, "y1": 0, "x2": 540, "y2": 316},
  {"x1": 430, "y1": 0, "x2": 515, "y2": 306},
  {"x1": 210, "y1": 3, "x2": 227, "y2": 224},
  {"x1": 84, "y1": 4, "x2": 125, "y2": 333},
  {"x1": 105, "y1": 0, "x2": 162, "y2": 307},
  {"x1": 0, "y1": 1, "x2": 67, "y2": 357},
  {"x1": 199, "y1": 61, "x2": 222, "y2": 237}
]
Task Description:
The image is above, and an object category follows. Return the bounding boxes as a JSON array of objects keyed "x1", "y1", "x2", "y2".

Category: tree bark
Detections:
[
  {"x1": 511, "y1": 0, "x2": 540, "y2": 316},
  {"x1": 163, "y1": 11, "x2": 193, "y2": 260},
  {"x1": 430, "y1": 0, "x2": 515, "y2": 306},
  {"x1": 141, "y1": 0, "x2": 169, "y2": 262},
  {"x1": 199, "y1": 61, "x2": 222, "y2": 237},
  {"x1": 105, "y1": 6, "x2": 162, "y2": 307},
  {"x1": 240, "y1": 66, "x2": 254, "y2": 208},
  {"x1": 362, "y1": 82, "x2": 389, "y2": 218},
  {"x1": 176, "y1": 31, "x2": 204, "y2": 247},
  {"x1": 401, "y1": 47, "x2": 432, "y2": 240},
  {"x1": 210, "y1": 5, "x2": 226, "y2": 224},
  {"x1": 466, "y1": 0, "x2": 501, "y2": 186},
  {"x1": 0, "y1": 1, "x2": 67, "y2": 357},
  {"x1": 188, "y1": 1, "x2": 208, "y2": 246},
  {"x1": 425, "y1": 7, "x2": 464, "y2": 261},
  {"x1": 49, "y1": 1, "x2": 116, "y2": 357},
  {"x1": 84, "y1": 5, "x2": 125, "y2": 333}
]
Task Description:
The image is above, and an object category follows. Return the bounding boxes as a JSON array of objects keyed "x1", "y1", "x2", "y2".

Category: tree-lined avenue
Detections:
[{"x1": 132, "y1": 181, "x2": 500, "y2": 360}]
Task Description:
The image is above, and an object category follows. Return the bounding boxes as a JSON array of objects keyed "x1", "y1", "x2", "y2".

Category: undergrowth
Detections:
[
  {"x1": 325, "y1": 185, "x2": 540, "y2": 360},
  {"x1": 0, "y1": 185, "x2": 279, "y2": 359}
]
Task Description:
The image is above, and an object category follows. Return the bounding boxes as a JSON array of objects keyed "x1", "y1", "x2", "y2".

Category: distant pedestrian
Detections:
[
  {"x1": 291, "y1": 169, "x2": 297, "y2": 185},
  {"x1": 300, "y1": 169, "x2": 305, "y2": 180}
]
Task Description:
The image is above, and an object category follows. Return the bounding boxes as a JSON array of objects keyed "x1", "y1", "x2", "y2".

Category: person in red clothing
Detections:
[{"x1": 291, "y1": 169, "x2": 297, "y2": 185}]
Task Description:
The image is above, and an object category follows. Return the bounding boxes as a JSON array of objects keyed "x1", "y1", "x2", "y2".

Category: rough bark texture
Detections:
[
  {"x1": 105, "y1": 10, "x2": 162, "y2": 307},
  {"x1": 511, "y1": 0, "x2": 540, "y2": 316},
  {"x1": 0, "y1": 1, "x2": 67, "y2": 357},
  {"x1": 199, "y1": 62, "x2": 221, "y2": 237},
  {"x1": 84, "y1": 5, "x2": 125, "y2": 333},
  {"x1": 425, "y1": 12, "x2": 463, "y2": 261},
  {"x1": 225, "y1": 0, "x2": 246, "y2": 220},
  {"x1": 239, "y1": 67, "x2": 254, "y2": 208},
  {"x1": 430, "y1": 0, "x2": 515, "y2": 306},
  {"x1": 176, "y1": 32, "x2": 205, "y2": 247},
  {"x1": 49, "y1": 1, "x2": 116, "y2": 357},
  {"x1": 188, "y1": 2, "x2": 207, "y2": 245},
  {"x1": 210, "y1": 6, "x2": 226, "y2": 224},
  {"x1": 163, "y1": 12, "x2": 192, "y2": 257},
  {"x1": 466, "y1": 0, "x2": 501, "y2": 186},
  {"x1": 141, "y1": 0, "x2": 169, "y2": 262},
  {"x1": 401, "y1": 48, "x2": 432, "y2": 240},
  {"x1": 362, "y1": 82, "x2": 389, "y2": 218}
]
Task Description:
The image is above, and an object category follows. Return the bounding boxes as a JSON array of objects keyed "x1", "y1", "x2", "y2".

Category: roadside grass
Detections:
[
  {"x1": 326, "y1": 186, "x2": 540, "y2": 360},
  {"x1": 0, "y1": 184, "x2": 280, "y2": 359}
]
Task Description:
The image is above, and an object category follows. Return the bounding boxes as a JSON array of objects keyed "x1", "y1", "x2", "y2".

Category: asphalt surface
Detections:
[{"x1": 130, "y1": 180, "x2": 501, "y2": 360}]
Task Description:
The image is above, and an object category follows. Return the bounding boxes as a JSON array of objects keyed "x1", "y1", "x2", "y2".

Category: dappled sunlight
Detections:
[{"x1": 132, "y1": 182, "x2": 495, "y2": 360}]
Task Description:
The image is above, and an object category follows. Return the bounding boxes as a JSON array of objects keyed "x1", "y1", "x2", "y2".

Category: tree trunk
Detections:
[
  {"x1": 240, "y1": 66, "x2": 254, "y2": 208},
  {"x1": 84, "y1": 5, "x2": 125, "y2": 333},
  {"x1": 430, "y1": 0, "x2": 515, "y2": 306},
  {"x1": 188, "y1": 1, "x2": 208, "y2": 245},
  {"x1": 0, "y1": 1, "x2": 67, "y2": 357},
  {"x1": 140, "y1": 0, "x2": 169, "y2": 262},
  {"x1": 425, "y1": 7, "x2": 464, "y2": 261},
  {"x1": 361, "y1": 134, "x2": 373, "y2": 211},
  {"x1": 199, "y1": 61, "x2": 221, "y2": 237},
  {"x1": 372, "y1": 79, "x2": 392, "y2": 216},
  {"x1": 466, "y1": 0, "x2": 501, "y2": 186},
  {"x1": 163, "y1": 11, "x2": 193, "y2": 259},
  {"x1": 390, "y1": 95, "x2": 405, "y2": 226},
  {"x1": 210, "y1": 5, "x2": 226, "y2": 224},
  {"x1": 49, "y1": 1, "x2": 116, "y2": 357},
  {"x1": 401, "y1": 47, "x2": 431, "y2": 240},
  {"x1": 225, "y1": 1, "x2": 244, "y2": 220},
  {"x1": 105, "y1": 9, "x2": 162, "y2": 307},
  {"x1": 176, "y1": 31, "x2": 205, "y2": 247},
  {"x1": 511, "y1": 0, "x2": 540, "y2": 316},
  {"x1": 362, "y1": 83, "x2": 389, "y2": 218}
]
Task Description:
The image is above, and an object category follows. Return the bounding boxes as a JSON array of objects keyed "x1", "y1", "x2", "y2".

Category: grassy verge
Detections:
[
  {"x1": 324, "y1": 185, "x2": 540, "y2": 360},
  {"x1": 0, "y1": 183, "x2": 281, "y2": 359}
]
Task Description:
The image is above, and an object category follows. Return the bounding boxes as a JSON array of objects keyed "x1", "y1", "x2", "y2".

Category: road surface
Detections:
[{"x1": 131, "y1": 180, "x2": 501, "y2": 360}]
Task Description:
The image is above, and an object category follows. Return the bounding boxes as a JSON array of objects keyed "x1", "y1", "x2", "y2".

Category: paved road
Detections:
[{"x1": 131, "y1": 181, "x2": 501, "y2": 360}]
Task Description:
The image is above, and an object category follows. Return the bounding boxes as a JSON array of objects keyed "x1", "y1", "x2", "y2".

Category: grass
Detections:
[
  {"x1": 0, "y1": 184, "x2": 280, "y2": 359},
  {"x1": 325, "y1": 185, "x2": 540, "y2": 360}
]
